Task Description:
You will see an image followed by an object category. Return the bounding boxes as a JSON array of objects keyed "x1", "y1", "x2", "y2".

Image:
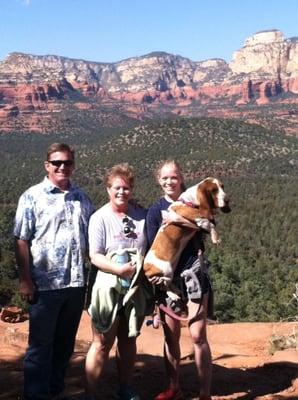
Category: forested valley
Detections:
[{"x1": 0, "y1": 117, "x2": 297, "y2": 322}]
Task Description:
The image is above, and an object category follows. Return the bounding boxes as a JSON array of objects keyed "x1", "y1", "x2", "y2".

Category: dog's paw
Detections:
[
  {"x1": 195, "y1": 218, "x2": 212, "y2": 232},
  {"x1": 211, "y1": 228, "x2": 221, "y2": 245},
  {"x1": 166, "y1": 290, "x2": 180, "y2": 301}
]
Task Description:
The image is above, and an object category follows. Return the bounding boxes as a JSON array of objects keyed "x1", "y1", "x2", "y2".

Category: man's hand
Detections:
[
  {"x1": 15, "y1": 238, "x2": 36, "y2": 303},
  {"x1": 19, "y1": 278, "x2": 35, "y2": 303}
]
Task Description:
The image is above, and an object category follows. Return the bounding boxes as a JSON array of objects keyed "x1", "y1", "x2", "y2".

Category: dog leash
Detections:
[
  {"x1": 146, "y1": 300, "x2": 202, "y2": 328},
  {"x1": 159, "y1": 301, "x2": 202, "y2": 322}
]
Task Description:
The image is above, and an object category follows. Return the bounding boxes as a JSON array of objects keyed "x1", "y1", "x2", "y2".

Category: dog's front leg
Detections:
[
  {"x1": 162, "y1": 209, "x2": 198, "y2": 230},
  {"x1": 194, "y1": 218, "x2": 221, "y2": 245}
]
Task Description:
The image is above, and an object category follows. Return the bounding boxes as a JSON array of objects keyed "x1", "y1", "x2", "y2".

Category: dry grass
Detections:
[{"x1": 269, "y1": 325, "x2": 298, "y2": 354}]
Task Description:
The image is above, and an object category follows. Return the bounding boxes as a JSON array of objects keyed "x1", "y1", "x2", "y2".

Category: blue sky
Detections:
[{"x1": 1, "y1": 0, "x2": 297, "y2": 63}]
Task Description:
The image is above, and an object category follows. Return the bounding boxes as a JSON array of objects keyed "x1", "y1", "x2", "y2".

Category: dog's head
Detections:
[{"x1": 179, "y1": 177, "x2": 231, "y2": 220}]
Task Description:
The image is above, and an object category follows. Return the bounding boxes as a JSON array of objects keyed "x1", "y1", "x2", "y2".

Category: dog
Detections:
[{"x1": 144, "y1": 177, "x2": 231, "y2": 284}]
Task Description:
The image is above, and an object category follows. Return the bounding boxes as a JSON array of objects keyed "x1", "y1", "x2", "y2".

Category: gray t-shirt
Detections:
[{"x1": 88, "y1": 202, "x2": 148, "y2": 256}]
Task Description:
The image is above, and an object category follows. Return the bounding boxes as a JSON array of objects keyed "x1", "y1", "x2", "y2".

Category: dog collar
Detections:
[{"x1": 178, "y1": 198, "x2": 199, "y2": 208}]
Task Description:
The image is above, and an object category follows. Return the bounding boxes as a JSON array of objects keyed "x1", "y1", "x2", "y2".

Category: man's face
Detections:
[{"x1": 44, "y1": 151, "x2": 74, "y2": 189}]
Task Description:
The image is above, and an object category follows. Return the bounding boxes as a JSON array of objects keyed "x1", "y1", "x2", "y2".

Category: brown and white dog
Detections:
[{"x1": 144, "y1": 177, "x2": 231, "y2": 284}]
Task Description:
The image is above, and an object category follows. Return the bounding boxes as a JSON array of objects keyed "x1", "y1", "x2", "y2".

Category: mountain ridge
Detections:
[
  {"x1": 2, "y1": 29, "x2": 297, "y2": 68},
  {"x1": 0, "y1": 29, "x2": 297, "y2": 134}
]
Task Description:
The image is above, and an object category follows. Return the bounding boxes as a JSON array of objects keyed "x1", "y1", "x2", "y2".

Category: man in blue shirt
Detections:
[{"x1": 14, "y1": 142, "x2": 94, "y2": 400}]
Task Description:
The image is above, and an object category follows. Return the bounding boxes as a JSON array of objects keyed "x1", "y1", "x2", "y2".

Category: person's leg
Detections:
[
  {"x1": 154, "y1": 312, "x2": 182, "y2": 400},
  {"x1": 188, "y1": 294, "x2": 212, "y2": 399},
  {"x1": 49, "y1": 287, "x2": 85, "y2": 396},
  {"x1": 85, "y1": 318, "x2": 119, "y2": 395},
  {"x1": 116, "y1": 314, "x2": 137, "y2": 393},
  {"x1": 162, "y1": 312, "x2": 181, "y2": 390},
  {"x1": 23, "y1": 290, "x2": 63, "y2": 400}
]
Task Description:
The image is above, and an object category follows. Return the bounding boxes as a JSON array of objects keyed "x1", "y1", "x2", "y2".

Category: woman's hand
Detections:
[
  {"x1": 148, "y1": 276, "x2": 166, "y2": 285},
  {"x1": 90, "y1": 252, "x2": 136, "y2": 277},
  {"x1": 119, "y1": 261, "x2": 137, "y2": 279}
]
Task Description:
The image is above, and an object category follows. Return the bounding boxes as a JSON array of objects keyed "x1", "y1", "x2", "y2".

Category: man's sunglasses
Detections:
[{"x1": 47, "y1": 160, "x2": 74, "y2": 167}]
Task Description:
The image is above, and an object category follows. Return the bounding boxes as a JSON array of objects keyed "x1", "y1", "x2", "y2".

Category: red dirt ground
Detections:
[{"x1": 0, "y1": 312, "x2": 297, "y2": 399}]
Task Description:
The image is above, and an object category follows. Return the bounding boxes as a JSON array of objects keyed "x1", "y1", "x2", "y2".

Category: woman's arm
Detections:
[
  {"x1": 162, "y1": 209, "x2": 198, "y2": 228},
  {"x1": 90, "y1": 251, "x2": 136, "y2": 280},
  {"x1": 146, "y1": 203, "x2": 162, "y2": 247}
]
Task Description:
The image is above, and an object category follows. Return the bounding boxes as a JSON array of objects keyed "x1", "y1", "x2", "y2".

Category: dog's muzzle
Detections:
[{"x1": 221, "y1": 203, "x2": 231, "y2": 213}]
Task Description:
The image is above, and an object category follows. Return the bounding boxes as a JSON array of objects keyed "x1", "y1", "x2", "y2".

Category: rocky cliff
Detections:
[{"x1": 0, "y1": 29, "x2": 297, "y2": 134}]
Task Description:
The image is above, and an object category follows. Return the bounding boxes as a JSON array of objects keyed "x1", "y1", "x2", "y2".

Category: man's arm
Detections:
[{"x1": 15, "y1": 238, "x2": 35, "y2": 303}]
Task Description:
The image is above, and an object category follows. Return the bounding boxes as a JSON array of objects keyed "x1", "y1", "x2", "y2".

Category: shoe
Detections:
[
  {"x1": 50, "y1": 391, "x2": 66, "y2": 399},
  {"x1": 154, "y1": 387, "x2": 183, "y2": 400},
  {"x1": 56, "y1": 396, "x2": 77, "y2": 400},
  {"x1": 117, "y1": 385, "x2": 140, "y2": 400}
]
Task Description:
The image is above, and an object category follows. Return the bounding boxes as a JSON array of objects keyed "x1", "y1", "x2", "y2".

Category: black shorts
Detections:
[{"x1": 158, "y1": 255, "x2": 212, "y2": 315}]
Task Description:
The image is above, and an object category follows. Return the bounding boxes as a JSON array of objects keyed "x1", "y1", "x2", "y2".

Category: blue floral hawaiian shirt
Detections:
[{"x1": 14, "y1": 177, "x2": 94, "y2": 291}]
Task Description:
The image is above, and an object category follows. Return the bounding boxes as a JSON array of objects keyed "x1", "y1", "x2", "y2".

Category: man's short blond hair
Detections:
[{"x1": 46, "y1": 143, "x2": 74, "y2": 161}]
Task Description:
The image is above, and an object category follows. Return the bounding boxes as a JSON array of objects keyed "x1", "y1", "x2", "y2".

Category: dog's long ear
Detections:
[
  {"x1": 179, "y1": 184, "x2": 198, "y2": 205},
  {"x1": 198, "y1": 184, "x2": 214, "y2": 220}
]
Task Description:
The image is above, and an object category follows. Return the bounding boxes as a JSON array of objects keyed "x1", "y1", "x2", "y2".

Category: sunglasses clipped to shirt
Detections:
[
  {"x1": 122, "y1": 216, "x2": 134, "y2": 237},
  {"x1": 48, "y1": 160, "x2": 74, "y2": 167}
]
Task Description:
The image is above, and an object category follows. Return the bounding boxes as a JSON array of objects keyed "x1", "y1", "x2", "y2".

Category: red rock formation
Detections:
[
  {"x1": 0, "y1": 105, "x2": 19, "y2": 118},
  {"x1": 0, "y1": 29, "x2": 297, "y2": 133},
  {"x1": 236, "y1": 80, "x2": 253, "y2": 105},
  {"x1": 256, "y1": 81, "x2": 282, "y2": 105},
  {"x1": 0, "y1": 80, "x2": 71, "y2": 116},
  {"x1": 282, "y1": 78, "x2": 298, "y2": 94}
]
